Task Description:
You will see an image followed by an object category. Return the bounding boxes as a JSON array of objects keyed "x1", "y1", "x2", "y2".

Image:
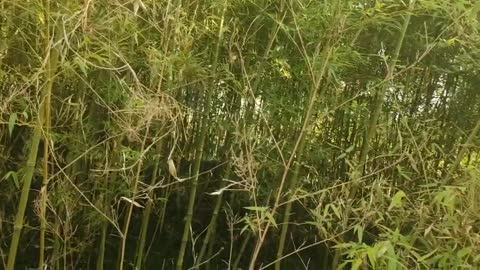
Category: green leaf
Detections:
[
  {"x1": 334, "y1": 243, "x2": 352, "y2": 249},
  {"x1": 244, "y1": 206, "x2": 268, "y2": 212},
  {"x1": 396, "y1": 166, "x2": 411, "y2": 181},
  {"x1": 367, "y1": 246, "x2": 377, "y2": 268},
  {"x1": 74, "y1": 56, "x2": 88, "y2": 76},
  {"x1": 457, "y1": 247, "x2": 472, "y2": 258},
  {"x1": 351, "y1": 258, "x2": 363, "y2": 270},
  {"x1": 417, "y1": 249, "x2": 437, "y2": 262},
  {"x1": 386, "y1": 243, "x2": 397, "y2": 270},
  {"x1": 3, "y1": 171, "x2": 19, "y2": 189},
  {"x1": 388, "y1": 190, "x2": 406, "y2": 210},
  {"x1": 345, "y1": 145, "x2": 355, "y2": 153},
  {"x1": 265, "y1": 211, "x2": 277, "y2": 229},
  {"x1": 241, "y1": 216, "x2": 256, "y2": 235},
  {"x1": 354, "y1": 224, "x2": 364, "y2": 243},
  {"x1": 330, "y1": 204, "x2": 342, "y2": 219},
  {"x1": 376, "y1": 241, "x2": 389, "y2": 258},
  {"x1": 336, "y1": 152, "x2": 347, "y2": 160},
  {"x1": 240, "y1": 223, "x2": 250, "y2": 235},
  {"x1": 8, "y1": 113, "x2": 17, "y2": 136}
]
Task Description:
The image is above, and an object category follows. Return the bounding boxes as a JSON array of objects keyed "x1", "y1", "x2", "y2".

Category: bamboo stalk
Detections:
[
  {"x1": 7, "y1": 9, "x2": 61, "y2": 270},
  {"x1": 118, "y1": 124, "x2": 151, "y2": 270},
  {"x1": 274, "y1": 41, "x2": 333, "y2": 270},
  {"x1": 135, "y1": 140, "x2": 164, "y2": 270},
  {"x1": 38, "y1": 3, "x2": 57, "y2": 266},
  {"x1": 97, "y1": 141, "x2": 118, "y2": 270},
  {"x1": 443, "y1": 114, "x2": 480, "y2": 185},
  {"x1": 176, "y1": 80, "x2": 213, "y2": 270},
  {"x1": 38, "y1": 68, "x2": 52, "y2": 269},
  {"x1": 332, "y1": 1, "x2": 415, "y2": 269},
  {"x1": 357, "y1": 0, "x2": 416, "y2": 176},
  {"x1": 96, "y1": 215, "x2": 107, "y2": 270},
  {"x1": 196, "y1": 162, "x2": 232, "y2": 267},
  {"x1": 176, "y1": 1, "x2": 227, "y2": 269},
  {"x1": 232, "y1": 232, "x2": 251, "y2": 270}
]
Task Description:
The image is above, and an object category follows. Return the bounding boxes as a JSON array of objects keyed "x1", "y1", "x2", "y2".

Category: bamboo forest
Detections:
[{"x1": 1, "y1": 0, "x2": 479, "y2": 269}]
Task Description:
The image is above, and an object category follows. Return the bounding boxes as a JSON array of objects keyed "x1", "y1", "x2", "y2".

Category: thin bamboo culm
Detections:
[
  {"x1": 7, "y1": 4, "x2": 61, "y2": 269},
  {"x1": 176, "y1": 0, "x2": 228, "y2": 269}
]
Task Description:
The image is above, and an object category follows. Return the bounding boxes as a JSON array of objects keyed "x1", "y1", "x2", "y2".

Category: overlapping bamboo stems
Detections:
[
  {"x1": 134, "y1": 4, "x2": 177, "y2": 264},
  {"x1": 134, "y1": 139, "x2": 165, "y2": 269},
  {"x1": 118, "y1": 123, "x2": 152, "y2": 269},
  {"x1": 443, "y1": 114, "x2": 480, "y2": 185},
  {"x1": 194, "y1": 90, "x2": 241, "y2": 268},
  {"x1": 273, "y1": 37, "x2": 334, "y2": 270},
  {"x1": 97, "y1": 140, "x2": 119, "y2": 270},
  {"x1": 246, "y1": 2, "x2": 341, "y2": 267},
  {"x1": 176, "y1": 0, "x2": 228, "y2": 268},
  {"x1": 331, "y1": 1, "x2": 415, "y2": 268},
  {"x1": 7, "y1": 4, "x2": 61, "y2": 269},
  {"x1": 356, "y1": 0, "x2": 416, "y2": 177},
  {"x1": 38, "y1": 3, "x2": 55, "y2": 268},
  {"x1": 196, "y1": 146, "x2": 233, "y2": 267}
]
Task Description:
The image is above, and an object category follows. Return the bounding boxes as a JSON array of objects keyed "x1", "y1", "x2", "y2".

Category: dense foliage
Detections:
[{"x1": 1, "y1": 0, "x2": 479, "y2": 269}]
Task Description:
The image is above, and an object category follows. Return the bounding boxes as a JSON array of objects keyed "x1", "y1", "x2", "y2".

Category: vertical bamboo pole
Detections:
[
  {"x1": 38, "y1": 1, "x2": 54, "y2": 266},
  {"x1": 118, "y1": 124, "x2": 151, "y2": 270},
  {"x1": 196, "y1": 161, "x2": 232, "y2": 267},
  {"x1": 443, "y1": 114, "x2": 480, "y2": 185},
  {"x1": 274, "y1": 42, "x2": 333, "y2": 270},
  {"x1": 97, "y1": 141, "x2": 119, "y2": 270},
  {"x1": 176, "y1": 1, "x2": 227, "y2": 268},
  {"x1": 7, "y1": 3, "x2": 60, "y2": 268},
  {"x1": 134, "y1": 140, "x2": 164, "y2": 270},
  {"x1": 356, "y1": 0, "x2": 416, "y2": 176},
  {"x1": 332, "y1": 1, "x2": 415, "y2": 268}
]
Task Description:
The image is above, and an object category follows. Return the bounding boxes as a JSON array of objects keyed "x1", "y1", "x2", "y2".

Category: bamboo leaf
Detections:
[
  {"x1": 244, "y1": 206, "x2": 268, "y2": 212},
  {"x1": 330, "y1": 204, "x2": 342, "y2": 219},
  {"x1": 336, "y1": 152, "x2": 347, "y2": 160},
  {"x1": 8, "y1": 113, "x2": 17, "y2": 136},
  {"x1": 351, "y1": 258, "x2": 363, "y2": 270},
  {"x1": 167, "y1": 159, "x2": 178, "y2": 179},
  {"x1": 265, "y1": 211, "x2": 277, "y2": 229},
  {"x1": 388, "y1": 190, "x2": 406, "y2": 210},
  {"x1": 120, "y1": 197, "x2": 144, "y2": 208},
  {"x1": 3, "y1": 171, "x2": 19, "y2": 189},
  {"x1": 367, "y1": 246, "x2": 377, "y2": 268},
  {"x1": 354, "y1": 224, "x2": 364, "y2": 243},
  {"x1": 387, "y1": 243, "x2": 397, "y2": 270}
]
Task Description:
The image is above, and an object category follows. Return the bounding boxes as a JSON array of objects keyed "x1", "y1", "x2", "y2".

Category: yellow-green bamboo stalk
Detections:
[
  {"x1": 332, "y1": 1, "x2": 415, "y2": 268},
  {"x1": 176, "y1": 1, "x2": 227, "y2": 269},
  {"x1": 356, "y1": 0, "x2": 416, "y2": 176},
  {"x1": 232, "y1": 232, "x2": 251, "y2": 270},
  {"x1": 38, "y1": 69, "x2": 52, "y2": 270},
  {"x1": 118, "y1": 125, "x2": 151, "y2": 270},
  {"x1": 176, "y1": 81, "x2": 213, "y2": 270},
  {"x1": 96, "y1": 215, "x2": 107, "y2": 270},
  {"x1": 443, "y1": 114, "x2": 480, "y2": 185},
  {"x1": 38, "y1": 5, "x2": 55, "y2": 266},
  {"x1": 196, "y1": 162, "x2": 232, "y2": 267},
  {"x1": 274, "y1": 42, "x2": 333, "y2": 270},
  {"x1": 97, "y1": 141, "x2": 119, "y2": 270},
  {"x1": 134, "y1": 140, "x2": 164, "y2": 270},
  {"x1": 7, "y1": 10, "x2": 60, "y2": 270}
]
